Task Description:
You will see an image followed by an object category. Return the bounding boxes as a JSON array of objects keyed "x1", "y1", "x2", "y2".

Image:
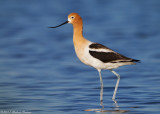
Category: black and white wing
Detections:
[{"x1": 89, "y1": 43, "x2": 140, "y2": 63}]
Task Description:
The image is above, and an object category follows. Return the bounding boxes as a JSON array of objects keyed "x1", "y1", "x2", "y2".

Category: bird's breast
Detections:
[{"x1": 73, "y1": 40, "x2": 92, "y2": 66}]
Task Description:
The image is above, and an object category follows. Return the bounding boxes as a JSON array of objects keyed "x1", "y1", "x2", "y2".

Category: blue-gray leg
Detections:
[
  {"x1": 98, "y1": 69, "x2": 104, "y2": 109},
  {"x1": 110, "y1": 70, "x2": 120, "y2": 101}
]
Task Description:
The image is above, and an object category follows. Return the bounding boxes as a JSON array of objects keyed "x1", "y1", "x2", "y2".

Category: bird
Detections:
[{"x1": 49, "y1": 13, "x2": 140, "y2": 106}]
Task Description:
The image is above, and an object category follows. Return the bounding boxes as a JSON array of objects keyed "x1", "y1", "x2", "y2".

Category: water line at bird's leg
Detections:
[
  {"x1": 112, "y1": 99, "x2": 120, "y2": 108},
  {"x1": 98, "y1": 69, "x2": 104, "y2": 109}
]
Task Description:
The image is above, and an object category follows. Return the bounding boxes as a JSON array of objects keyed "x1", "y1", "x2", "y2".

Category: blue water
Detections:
[{"x1": 0, "y1": 0, "x2": 160, "y2": 114}]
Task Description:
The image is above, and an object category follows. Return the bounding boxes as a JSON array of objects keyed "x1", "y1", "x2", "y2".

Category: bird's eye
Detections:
[{"x1": 71, "y1": 16, "x2": 75, "y2": 19}]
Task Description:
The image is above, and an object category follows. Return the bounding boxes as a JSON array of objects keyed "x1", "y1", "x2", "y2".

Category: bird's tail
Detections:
[{"x1": 132, "y1": 59, "x2": 140, "y2": 63}]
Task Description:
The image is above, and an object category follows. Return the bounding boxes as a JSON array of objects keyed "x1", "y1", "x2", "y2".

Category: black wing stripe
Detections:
[
  {"x1": 89, "y1": 43, "x2": 110, "y2": 49},
  {"x1": 89, "y1": 51, "x2": 131, "y2": 63}
]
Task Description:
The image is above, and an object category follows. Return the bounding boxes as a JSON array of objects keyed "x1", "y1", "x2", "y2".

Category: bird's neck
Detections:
[{"x1": 73, "y1": 21, "x2": 87, "y2": 46}]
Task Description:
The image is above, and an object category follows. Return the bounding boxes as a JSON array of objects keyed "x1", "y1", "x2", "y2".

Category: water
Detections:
[{"x1": 0, "y1": 0, "x2": 160, "y2": 114}]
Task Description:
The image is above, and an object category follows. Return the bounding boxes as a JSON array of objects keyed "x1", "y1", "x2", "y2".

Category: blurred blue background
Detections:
[{"x1": 0, "y1": 0, "x2": 160, "y2": 114}]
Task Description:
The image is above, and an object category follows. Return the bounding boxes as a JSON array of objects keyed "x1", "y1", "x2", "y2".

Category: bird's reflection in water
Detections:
[{"x1": 85, "y1": 102, "x2": 128, "y2": 113}]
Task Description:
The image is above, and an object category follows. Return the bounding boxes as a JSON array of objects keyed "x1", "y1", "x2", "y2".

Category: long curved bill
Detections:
[{"x1": 48, "y1": 21, "x2": 68, "y2": 28}]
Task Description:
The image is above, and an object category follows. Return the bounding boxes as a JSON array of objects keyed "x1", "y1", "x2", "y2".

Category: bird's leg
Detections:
[
  {"x1": 110, "y1": 70, "x2": 120, "y2": 101},
  {"x1": 98, "y1": 69, "x2": 104, "y2": 109}
]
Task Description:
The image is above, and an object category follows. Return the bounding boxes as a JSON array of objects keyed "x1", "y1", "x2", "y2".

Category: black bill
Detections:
[{"x1": 48, "y1": 21, "x2": 68, "y2": 28}]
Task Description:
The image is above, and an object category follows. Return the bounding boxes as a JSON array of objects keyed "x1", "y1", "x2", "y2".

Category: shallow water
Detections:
[{"x1": 0, "y1": 0, "x2": 160, "y2": 114}]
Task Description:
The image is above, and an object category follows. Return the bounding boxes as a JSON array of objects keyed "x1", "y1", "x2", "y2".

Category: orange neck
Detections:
[{"x1": 73, "y1": 20, "x2": 87, "y2": 46}]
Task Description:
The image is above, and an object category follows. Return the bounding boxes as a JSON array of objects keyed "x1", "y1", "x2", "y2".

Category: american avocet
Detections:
[{"x1": 49, "y1": 13, "x2": 140, "y2": 106}]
